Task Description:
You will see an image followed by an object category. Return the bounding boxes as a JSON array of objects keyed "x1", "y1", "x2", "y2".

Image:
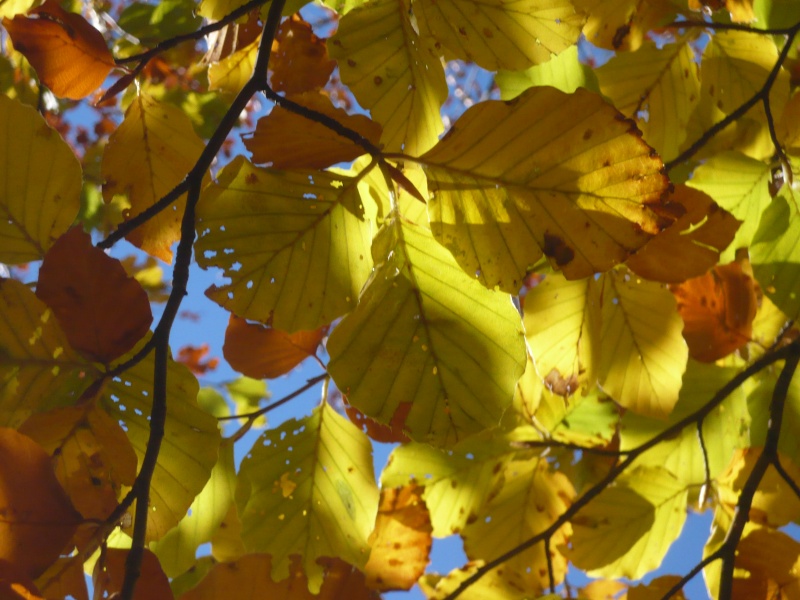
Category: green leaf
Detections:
[
  {"x1": 535, "y1": 388, "x2": 619, "y2": 448},
  {"x1": 424, "y1": 86, "x2": 671, "y2": 293},
  {"x1": 195, "y1": 157, "x2": 373, "y2": 332},
  {"x1": 415, "y1": 0, "x2": 586, "y2": 70},
  {"x1": 597, "y1": 268, "x2": 688, "y2": 418},
  {"x1": 103, "y1": 342, "x2": 221, "y2": 541},
  {"x1": 226, "y1": 376, "x2": 269, "y2": 427},
  {"x1": 0, "y1": 279, "x2": 90, "y2": 428},
  {"x1": 150, "y1": 442, "x2": 236, "y2": 577},
  {"x1": 330, "y1": 0, "x2": 448, "y2": 155},
  {"x1": 235, "y1": 401, "x2": 378, "y2": 593},
  {"x1": 118, "y1": 0, "x2": 201, "y2": 46},
  {"x1": 568, "y1": 466, "x2": 688, "y2": 579},
  {"x1": 495, "y1": 45, "x2": 600, "y2": 99},
  {"x1": 0, "y1": 95, "x2": 81, "y2": 263},
  {"x1": 687, "y1": 151, "x2": 772, "y2": 261},
  {"x1": 754, "y1": 0, "x2": 800, "y2": 27},
  {"x1": 327, "y1": 205, "x2": 527, "y2": 446},
  {"x1": 595, "y1": 40, "x2": 701, "y2": 162}
]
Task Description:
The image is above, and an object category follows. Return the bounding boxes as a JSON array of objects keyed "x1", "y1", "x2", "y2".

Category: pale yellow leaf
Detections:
[{"x1": 208, "y1": 37, "x2": 259, "y2": 96}]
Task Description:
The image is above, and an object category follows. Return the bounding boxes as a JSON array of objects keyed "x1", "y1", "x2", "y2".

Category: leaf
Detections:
[
  {"x1": 210, "y1": 503, "x2": 246, "y2": 563},
  {"x1": 207, "y1": 37, "x2": 259, "y2": 96},
  {"x1": 35, "y1": 557, "x2": 89, "y2": 600},
  {"x1": 94, "y1": 549, "x2": 172, "y2": 600},
  {"x1": 176, "y1": 344, "x2": 219, "y2": 375},
  {"x1": 224, "y1": 315, "x2": 324, "y2": 379},
  {"x1": 418, "y1": 561, "x2": 536, "y2": 600},
  {"x1": 496, "y1": 45, "x2": 600, "y2": 99},
  {"x1": 573, "y1": 0, "x2": 678, "y2": 51},
  {"x1": 36, "y1": 227, "x2": 153, "y2": 363},
  {"x1": 3, "y1": 0, "x2": 115, "y2": 99},
  {"x1": 20, "y1": 404, "x2": 137, "y2": 521},
  {"x1": 327, "y1": 208, "x2": 527, "y2": 446},
  {"x1": 687, "y1": 151, "x2": 772, "y2": 260},
  {"x1": 523, "y1": 272, "x2": 601, "y2": 396},
  {"x1": 749, "y1": 367, "x2": 800, "y2": 467},
  {"x1": 150, "y1": 441, "x2": 237, "y2": 578},
  {"x1": 568, "y1": 466, "x2": 688, "y2": 579},
  {"x1": 415, "y1": 0, "x2": 585, "y2": 70},
  {"x1": 103, "y1": 342, "x2": 221, "y2": 541},
  {"x1": 0, "y1": 427, "x2": 80, "y2": 579},
  {"x1": 381, "y1": 439, "x2": 509, "y2": 537},
  {"x1": 733, "y1": 529, "x2": 800, "y2": 599},
  {"x1": 196, "y1": 157, "x2": 373, "y2": 332},
  {"x1": 672, "y1": 262, "x2": 759, "y2": 362},
  {"x1": 598, "y1": 268, "x2": 688, "y2": 418},
  {"x1": 424, "y1": 86, "x2": 672, "y2": 293},
  {"x1": 345, "y1": 402, "x2": 410, "y2": 444},
  {"x1": 364, "y1": 483, "x2": 432, "y2": 591},
  {"x1": 330, "y1": 0, "x2": 448, "y2": 155},
  {"x1": 270, "y1": 14, "x2": 335, "y2": 94},
  {"x1": 595, "y1": 40, "x2": 701, "y2": 162},
  {"x1": 534, "y1": 387, "x2": 620, "y2": 448},
  {"x1": 0, "y1": 95, "x2": 81, "y2": 264},
  {"x1": 0, "y1": 0, "x2": 36, "y2": 19},
  {"x1": 626, "y1": 185, "x2": 741, "y2": 283},
  {"x1": 225, "y1": 376, "x2": 270, "y2": 425},
  {"x1": 462, "y1": 457, "x2": 575, "y2": 594},
  {"x1": 102, "y1": 93, "x2": 206, "y2": 262},
  {"x1": 244, "y1": 92, "x2": 381, "y2": 170},
  {"x1": 0, "y1": 279, "x2": 91, "y2": 428},
  {"x1": 235, "y1": 401, "x2": 378, "y2": 593}
]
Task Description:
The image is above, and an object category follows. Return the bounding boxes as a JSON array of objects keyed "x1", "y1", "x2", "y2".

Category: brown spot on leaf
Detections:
[
  {"x1": 458, "y1": 26, "x2": 467, "y2": 36},
  {"x1": 347, "y1": 59, "x2": 356, "y2": 67},
  {"x1": 583, "y1": 128, "x2": 593, "y2": 140},
  {"x1": 245, "y1": 172, "x2": 259, "y2": 185},
  {"x1": 542, "y1": 233, "x2": 574, "y2": 266},
  {"x1": 483, "y1": 27, "x2": 493, "y2": 38},
  {"x1": 612, "y1": 23, "x2": 631, "y2": 48},
  {"x1": 544, "y1": 369, "x2": 579, "y2": 397},
  {"x1": 374, "y1": 75, "x2": 383, "y2": 85}
]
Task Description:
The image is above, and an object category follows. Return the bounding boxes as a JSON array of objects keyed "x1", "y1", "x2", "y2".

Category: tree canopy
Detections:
[{"x1": 1, "y1": 0, "x2": 800, "y2": 598}]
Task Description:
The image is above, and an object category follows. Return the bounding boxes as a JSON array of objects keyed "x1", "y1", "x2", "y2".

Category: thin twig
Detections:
[
  {"x1": 658, "y1": 552, "x2": 720, "y2": 599},
  {"x1": 772, "y1": 454, "x2": 800, "y2": 501},
  {"x1": 511, "y1": 439, "x2": 630, "y2": 456},
  {"x1": 696, "y1": 421, "x2": 712, "y2": 508},
  {"x1": 663, "y1": 19, "x2": 796, "y2": 35}
]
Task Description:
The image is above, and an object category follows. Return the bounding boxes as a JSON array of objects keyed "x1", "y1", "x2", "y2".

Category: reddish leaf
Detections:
[
  {"x1": 270, "y1": 14, "x2": 335, "y2": 94},
  {"x1": 3, "y1": 0, "x2": 115, "y2": 100},
  {"x1": 672, "y1": 262, "x2": 759, "y2": 362},
  {"x1": 224, "y1": 315, "x2": 324, "y2": 379},
  {"x1": 0, "y1": 428, "x2": 80, "y2": 579},
  {"x1": 36, "y1": 227, "x2": 153, "y2": 363},
  {"x1": 345, "y1": 403, "x2": 410, "y2": 444},
  {"x1": 94, "y1": 549, "x2": 172, "y2": 600},
  {"x1": 176, "y1": 344, "x2": 220, "y2": 375}
]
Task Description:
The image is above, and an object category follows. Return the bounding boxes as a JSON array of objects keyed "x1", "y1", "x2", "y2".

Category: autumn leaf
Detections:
[
  {"x1": 345, "y1": 403, "x2": 411, "y2": 444},
  {"x1": 574, "y1": 0, "x2": 678, "y2": 51},
  {"x1": 208, "y1": 37, "x2": 260, "y2": 96},
  {"x1": 176, "y1": 343, "x2": 220, "y2": 375},
  {"x1": 732, "y1": 529, "x2": 800, "y2": 599},
  {"x1": 3, "y1": 0, "x2": 115, "y2": 99},
  {"x1": 270, "y1": 14, "x2": 334, "y2": 94},
  {"x1": 36, "y1": 227, "x2": 153, "y2": 363},
  {"x1": 94, "y1": 549, "x2": 172, "y2": 600}
]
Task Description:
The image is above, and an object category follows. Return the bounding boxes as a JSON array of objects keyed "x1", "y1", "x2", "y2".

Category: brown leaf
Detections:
[
  {"x1": 224, "y1": 315, "x2": 324, "y2": 379},
  {"x1": 176, "y1": 344, "x2": 220, "y2": 375},
  {"x1": 0, "y1": 427, "x2": 80, "y2": 579},
  {"x1": 94, "y1": 549, "x2": 172, "y2": 600},
  {"x1": 364, "y1": 484, "x2": 432, "y2": 591},
  {"x1": 3, "y1": 0, "x2": 115, "y2": 100},
  {"x1": 35, "y1": 557, "x2": 89, "y2": 600},
  {"x1": 244, "y1": 91, "x2": 381, "y2": 169},
  {"x1": 672, "y1": 261, "x2": 758, "y2": 362},
  {"x1": 733, "y1": 529, "x2": 800, "y2": 599},
  {"x1": 627, "y1": 185, "x2": 740, "y2": 283},
  {"x1": 270, "y1": 14, "x2": 335, "y2": 94},
  {"x1": 36, "y1": 227, "x2": 153, "y2": 363},
  {"x1": 345, "y1": 403, "x2": 410, "y2": 444}
]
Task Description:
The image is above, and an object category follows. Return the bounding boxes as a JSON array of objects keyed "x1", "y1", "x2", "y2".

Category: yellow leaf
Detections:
[
  {"x1": 0, "y1": 0, "x2": 36, "y2": 19},
  {"x1": 196, "y1": 157, "x2": 373, "y2": 332},
  {"x1": 330, "y1": 0, "x2": 447, "y2": 155},
  {"x1": 424, "y1": 87, "x2": 672, "y2": 293},
  {"x1": 415, "y1": 0, "x2": 586, "y2": 70},
  {"x1": 236, "y1": 402, "x2": 379, "y2": 593},
  {"x1": 0, "y1": 95, "x2": 81, "y2": 264},
  {"x1": 574, "y1": 0, "x2": 678, "y2": 51},
  {"x1": 207, "y1": 37, "x2": 259, "y2": 96},
  {"x1": 327, "y1": 207, "x2": 527, "y2": 446},
  {"x1": 102, "y1": 93, "x2": 206, "y2": 262},
  {"x1": 598, "y1": 268, "x2": 688, "y2": 418}
]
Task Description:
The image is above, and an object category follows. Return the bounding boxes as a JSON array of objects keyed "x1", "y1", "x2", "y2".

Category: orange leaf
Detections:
[
  {"x1": 364, "y1": 484, "x2": 432, "y2": 591},
  {"x1": 36, "y1": 227, "x2": 153, "y2": 363},
  {"x1": 244, "y1": 91, "x2": 381, "y2": 169},
  {"x1": 345, "y1": 403, "x2": 410, "y2": 444},
  {"x1": 627, "y1": 185, "x2": 741, "y2": 283},
  {"x1": 672, "y1": 262, "x2": 759, "y2": 362},
  {"x1": 270, "y1": 14, "x2": 335, "y2": 94},
  {"x1": 0, "y1": 427, "x2": 80, "y2": 579},
  {"x1": 3, "y1": 0, "x2": 115, "y2": 100},
  {"x1": 35, "y1": 557, "x2": 88, "y2": 600},
  {"x1": 176, "y1": 344, "x2": 220, "y2": 375},
  {"x1": 94, "y1": 549, "x2": 172, "y2": 600},
  {"x1": 223, "y1": 315, "x2": 324, "y2": 379}
]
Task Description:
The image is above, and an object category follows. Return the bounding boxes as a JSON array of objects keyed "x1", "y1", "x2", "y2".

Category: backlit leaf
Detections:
[
  {"x1": 208, "y1": 38, "x2": 259, "y2": 96},
  {"x1": 243, "y1": 92, "x2": 381, "y2": 169},
  {"x1": 672, "y1": 262, "x2": 759, "y2": 362},
  {"x1": 270, "y1": 14, "x2": 335, "y2": 94},
  {"x1": 94, "y1": 549, "x2": 172, "y2": 600},
  {"x1": 35, "y1": 557, "x2": 89, "y2": 600},
  {"x1": 102, "y1": 93, "x2": 206, "y2": 262},
  {"x1": 0, "y1": 427, "x2": 80, "y2": 579},
  {"x1": 424, "y1": 86, "x2": 671, "y2": 293},
  {"x1": 597, "y1": 268, "x2": 688, "y2": 418},
  {"x1": 0, "y1": 95, "x2": 81, "y2": 264},
  {"x1": 573, "y1": 0, "x2": 678, "y2": 51},
  {"x1": 196, "y1": 157, "x2": 373, "y2": 332},
  {"x1": 0, "y1": 0, "x2": 35, "y2": 19},
  {"x1": 568, "y1": 466, "x2": 688, "y2": 579},
  {"x1": 236, "y1": 401, "x2": 378, "y2": 593},
  {"x1": 415, "y1": 0, "x2": 586, "y2": 70},
  {"x1": 496, "y1": 45, "x2": 600, "y2": 99},
  {"x1": 748, "y1": 368, "x2": 800, "y2": 472},
  {"x1": 733, "y1": 529, "x2": 800, "y2": 599},
  {"x1": 327, "y1": 207, "x2": 527, "y2": 446},
  {"x1": 330, "y1": 0, "x2": 448, "y2": 155},
  {"x1": 534, "y1": 387, "x2": 620, "y2": 448},
  {"x1": 36, "y1": 227, "x2": 153, "y2": 363},
  {"x1": 3, "y1": 0, "x2": 115, "y2": 99},
  {"x1": 224, "y1": 315, "x2": 324, "y2": 379}
]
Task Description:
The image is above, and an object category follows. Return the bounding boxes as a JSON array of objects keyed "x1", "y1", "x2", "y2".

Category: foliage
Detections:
[{"x1": 3, "y1": 0, "x2": 800, "y2": 599}]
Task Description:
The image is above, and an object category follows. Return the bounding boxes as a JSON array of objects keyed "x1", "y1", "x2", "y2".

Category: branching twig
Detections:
[{"x1": 772, "y1": 454, "x2": 800, "y2": 502}]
